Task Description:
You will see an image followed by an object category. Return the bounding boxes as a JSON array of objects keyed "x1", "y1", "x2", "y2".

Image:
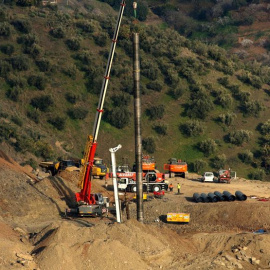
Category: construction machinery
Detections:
[
  {"x1": 164, "y1": 158, "x2": 188, "y2": 178},
  {"x1": 132, "y1": 155, "x2": 156, "y2": 172},
  {"x1": 39, "y1": 159, "x2": 80, "y2": 176},
  {"x1": 118, "y1": 177, "x2": 168, "y2": 192},
  {"x1": 218, "y1": 169, "x2": 231, "y2": 184},
  {"x1": 66, "y1": 0, "x2": 126, "y2": 217},
  {"x1": 167, "y1": 213, "x2": 190, "y2": 223},
  {"x1": 92, "y1": 157, "x2": 109, "y2": 179}
]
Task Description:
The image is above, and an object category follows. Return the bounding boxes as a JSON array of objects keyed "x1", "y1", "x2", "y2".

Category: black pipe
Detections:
[
  {"x1": 200, "y1": 193, "x2": 210, "y2": 203},
  {"x1": 193, "y1": 193, "x2": 202, "y2": 203},
  {"x1": 208, "y1": 193, "x2": 218, "y2": 202},
  {"x1": 214, "y1": 191, "x2": 225, "y2": 201},
  {"x1": 235, "y1": 191, "x2": 247, "y2": 201},
  {"x1": 223, "y1": 191, "x2": 235, "y2": 201}
]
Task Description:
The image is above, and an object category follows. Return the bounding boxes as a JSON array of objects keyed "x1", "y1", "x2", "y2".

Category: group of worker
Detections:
[{"x1": 168, "y1": 183, "x2": 181, "y2": 194}]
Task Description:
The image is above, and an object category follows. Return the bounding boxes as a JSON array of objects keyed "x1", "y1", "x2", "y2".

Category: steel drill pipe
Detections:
[
  {"x1": 235, "y1": 191, "x2": 247, "y2": 201},
  {"x1": 223, "y1": 191, "x2": 236, "y2": 201},
  {"x1": 133, "y1": 32, "x2": 143, "y2": 223},
  {"x1": 200, "y1": 193, "x2": 210, "y2": 203},
  {"x1": 214, "y1": 191, "x2": 225, "y2": 201},
  {"x1": 193, "y1": 193, "x2": 202, "y2": 203},
  {"x1": 208, "y1": 193, "x2": 218, "y2": 203}
]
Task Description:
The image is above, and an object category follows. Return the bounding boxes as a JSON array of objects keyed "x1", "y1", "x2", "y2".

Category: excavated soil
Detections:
[{"x1": 0, "y1": 150, "x2": 270, "y2": 270}]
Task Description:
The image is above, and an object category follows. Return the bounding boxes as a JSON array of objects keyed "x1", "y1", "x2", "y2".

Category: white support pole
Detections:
[{"x1": 109, "y1": 144, "x2": 122, "y2": 223}]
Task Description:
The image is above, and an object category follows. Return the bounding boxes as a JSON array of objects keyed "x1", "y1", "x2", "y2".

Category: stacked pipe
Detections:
[
  {"x1": 235, "y1": 191, "x2": 247, "y2": 201},
  {"x1": 223, "y1": 191, "x2": 235, "y2": 201},
  {"x1": 193, "y1": 193, "x2": 202, "y2": 203},
  {"x1": 193, "y1": 190, "x2": 247, "y2": 203},
  {"x1": 214, "y1": 191, "x2": 225, "y2": 201},
  {"x1": 208, "y1": 193, "x2": 218, "y2": 202}
]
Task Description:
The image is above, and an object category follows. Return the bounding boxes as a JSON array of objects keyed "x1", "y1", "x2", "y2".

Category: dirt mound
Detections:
[
  {"x1": 27, "y1": 218, "x2": 270, "y2": 270},
  {"x1": 1, "y1": 149, "x2": 270, "y2": 269}
]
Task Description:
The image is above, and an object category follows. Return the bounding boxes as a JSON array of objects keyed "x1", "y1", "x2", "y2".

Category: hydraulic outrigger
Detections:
[{"x1": 67, "y1": 0, "x2": 126, "y2": 216}]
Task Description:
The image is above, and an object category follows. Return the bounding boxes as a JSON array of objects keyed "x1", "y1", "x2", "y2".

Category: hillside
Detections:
[
  {"x1": 148, "y1": 0, "x2": 270, "y2": 62},
  {"x1": 0, "y1": 1, "x2": 270, "y2": 179}
]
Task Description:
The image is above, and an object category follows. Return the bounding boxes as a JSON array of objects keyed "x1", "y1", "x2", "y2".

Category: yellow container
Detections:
[
  {"x1": 167, "y1": 213, "x2": 190, "y2": 223},
  {"x1": 133, "y1": 194, "x2": 148, "y2": 201}
]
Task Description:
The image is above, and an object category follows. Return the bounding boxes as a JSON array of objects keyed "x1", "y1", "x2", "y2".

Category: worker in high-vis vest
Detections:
[{"x1": 177, "y1": 183, "x2": 181, "y2": 194}]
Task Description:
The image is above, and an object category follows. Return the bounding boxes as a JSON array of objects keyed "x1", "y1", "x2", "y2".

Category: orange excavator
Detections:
[
  {"x1": 142, "y1": 155, "x2": 156, "y2": 171},
  {"x1": 164, "y1": 158, "x2": 188, "y2": 178},
  {"x1": 66, "y1": 0, "x2": 126, "y2": 216}
]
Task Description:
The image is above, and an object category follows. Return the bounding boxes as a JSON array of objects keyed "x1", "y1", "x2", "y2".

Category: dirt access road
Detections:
[{"x1": 0, "y1": 151, "x2": 270, "y2": 270}]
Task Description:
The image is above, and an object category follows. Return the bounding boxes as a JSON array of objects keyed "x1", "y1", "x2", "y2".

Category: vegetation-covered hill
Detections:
[{"x1": 1, "y1": 0, "x2": 270, "y2": 180}]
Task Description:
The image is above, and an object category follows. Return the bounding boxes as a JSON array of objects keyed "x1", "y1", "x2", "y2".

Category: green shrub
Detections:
[
  {"x1": 111, "y1": 93, "x2": 131, "y2": 107},
  {"x1": 142, "y1": 137, "x2": 156, "y2": 154},
  {"x1": 237, "y1": 72, "x2": 263, "y2": 89},
  {"x1": 16, "y1": 0, "x2": 40, "y2": 7},
  {"x1": 11, "y1": 19, "x2": 31, "y2": 33},
  {"x1": 146, "y1": 105, "x2": 165, "y2": 120},
  {"x1": 93, "y1": 32, "x2": 108, "y2": 47},
  {"x1": 181, "y1": 120, "x2": 204, "y2": 137},
  {"x1": 6, "y1": 87, "x2": 22, "y2": 102},
  {"x1": 50, "y1": 27, "x2": 65, "y2": 38},
  {"x1": 238, "y1": 150, "x2": 253, "y2": 164},
  {"x1": 0, "y1": 60, "x2": 11, "y2": 77},
  {"x1": 217, "y1": 112, "x2": 236, "y2": 126},
  {"x1": 47, "y1": 116, "x2": 65, "y2": 130},
  {"x1": 105, "y1": 107, "x2": 130, "y2": 129},
  {"x1": 168, "y1": 86, "x2": 185, "y2": 100},
  {"x1": 227, "y1": 130, "x2": 253, "y2": 146},
  {"x1": 248, "y1": 169, "x2": 265, "y2": 181},
  {"x1": 7, "y1": 74, "x2": 26, "y2": 88},
  {"x1": 24, "y1": 43, "x2": 41, "y2": 58},
  {"x1": 30, "y1": 95, "x2": 53, "y2": 112},
  {"x1": 236, "y1": 91, "x2": 250, "y2": 102},
  {"x1": 186, "y1": 96, "x2": 214, "y2": 119},
  {"x1": 212, "y1": 154, "x2": 227, "y2": 169},
  {"x1": 27, "y1": 109, "x2": 40, "y2": 123},
  {"x1": 153, "y1": 123, "x2": 167, "y2": 135},
  {"x1": 65, "y1": 92, "x2": 78, "y2": 104},
  {"x1": 20, "y1": 158, "x2": 38, "y2": 169},
  {"x1": 67, "y1": 107, "x2": 88, "y2": 120},
  {"x1": 260, "y1": 119, "x2": 270, "y2": 135},
  {"x1": 146, "y1": 81, "x2": 163, "y2": 92},
  {"x1": 36, "y1": 58, "x2": 51, "y2": 72},
  {"x1": 241, "y1": 100, "x2": 264, "y2": 117},
  {"x1": 199, "y1": 138, "x2": 217, "y2": 156},
  {"x1": 17, "y1": 33, "x2": 38, "y2": 46},
  {"x1": 21, "y1": 158, "x2": 38, "y2": 169},
  {"x1": 63, "y1": 65, "x2": 77, "y2": 78},
  {"x1": 0, "y1": 44, "x2": 14, "y2": 55},
  {"x1": 66, "y1": 38, "x2": 80, "y2": 51},
  {"x1": 0, "y1": 123, "x2": 16, "y2": 143},
  {"x1": 0, "y1": 22, "x2": 11, "y2": 37},
  {"x1": 75, "y1": 50, "x2": 93, "y2": 65},
  {"x1": 215, "y1": 93, "x2": 233, "y2": 108},
  {"x1": 192, "y1": 159, "x2": 207, "y2": 173},
  {"x1": 76, "y1": 20, "x2": 95, "y2": 33},
  {"x1": 10, "y1": 116, "x2": 22, "y2": 126},
  {"x1": 28, "y1": 75, "x2": 46, "y2": 90},
  {"x1": 217, "y1": 76, "x2": 229, "y2": 87},
  {"x1": 141, "y1": 67, "x2": 158, "y2": 80},
  {"x1": 34, "y1": 140, "x2": 54, "y2": 159},
  {"x1": 10, "y1": 55, "x2": 30, "y2": 71}
]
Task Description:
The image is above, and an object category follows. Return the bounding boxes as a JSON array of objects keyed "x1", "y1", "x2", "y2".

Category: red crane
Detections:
[{"x1": 69, "y1": 0, "x2": 126, "y2": 216}]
